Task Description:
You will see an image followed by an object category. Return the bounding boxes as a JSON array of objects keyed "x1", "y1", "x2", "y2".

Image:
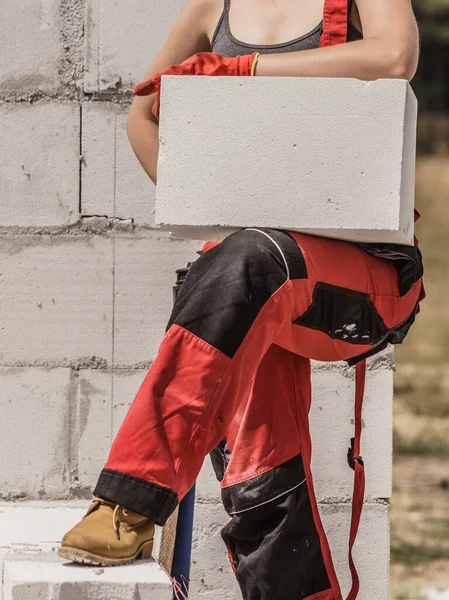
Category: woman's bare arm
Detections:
[
  {"x1": 126, "y1": 0, "x2": 217, "y2": 183},
  {"x1": 255, "y1": 0, "x2": 419, "y2": 82}
]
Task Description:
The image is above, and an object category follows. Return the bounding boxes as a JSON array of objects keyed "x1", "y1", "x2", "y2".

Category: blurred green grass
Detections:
[{"x1": 391, "y1": 155, "x2": 449, "y2": 593}]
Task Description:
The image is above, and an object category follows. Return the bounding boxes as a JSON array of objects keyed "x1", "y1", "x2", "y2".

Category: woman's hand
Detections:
[
  {"x1": 134, "y1": 52, "x2": 259, "y2": 121},
  {"x1": 255, "y1": 0, "x2": 419, "y2": 82}
]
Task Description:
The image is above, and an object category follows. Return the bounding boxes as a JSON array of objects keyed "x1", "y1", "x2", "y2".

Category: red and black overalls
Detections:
[{"x1": 94, "y1": 2, "x2": 425, "y2": 599}]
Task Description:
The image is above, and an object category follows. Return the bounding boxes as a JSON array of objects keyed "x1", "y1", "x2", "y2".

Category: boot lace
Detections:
[{"x1": 86, "y1": 498, "x2": 131, "y2": 540}]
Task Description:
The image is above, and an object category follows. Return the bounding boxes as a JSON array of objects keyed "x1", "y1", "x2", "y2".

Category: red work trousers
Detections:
[{"x1": 94, "y1": 228, "x2": 423, "y2": 600}]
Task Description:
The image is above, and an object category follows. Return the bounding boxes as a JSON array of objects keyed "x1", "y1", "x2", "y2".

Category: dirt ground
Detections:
[{"x1": 390, "y1": 155, "x2": 449, "y2": 599}]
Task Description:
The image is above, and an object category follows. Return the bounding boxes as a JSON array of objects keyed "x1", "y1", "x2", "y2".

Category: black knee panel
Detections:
[
  {"x1": 221, "y1": 455, "x2": 331, "y2": 600},
  {"x1": 166, "y1": 229, "x2": 306, "y2": 357}
]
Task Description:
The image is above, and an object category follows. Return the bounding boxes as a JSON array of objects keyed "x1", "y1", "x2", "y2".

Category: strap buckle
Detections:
[{"x1": 347, "y1": 437, "x2": 364, "y2": 470}]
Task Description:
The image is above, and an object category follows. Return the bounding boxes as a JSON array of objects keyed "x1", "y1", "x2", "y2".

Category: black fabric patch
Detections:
[
  {"x1": 293, "y1": 282, "x2": 388, "y2": 345},
  {"x1": 347, "y1": 300, "x2": 419, "y2": 366},
  {"x1": 359, "y1": 242, "x2": 424, "y2": 296},
  {"x1": 209, "y1": 439, "x2": 232, "y2": 483},
  {"x1": 221, "y1": 454, "x2": 331, "y2": 600},
  {"x1": 221, "y1": 453, "x2": 306, "y2": 515},
  {"x1": 166, "y1": 229, "x2": 307, "y2": 358},
  {"x1": 94, "y1": 469, "x2": 178, "y2": 526}
]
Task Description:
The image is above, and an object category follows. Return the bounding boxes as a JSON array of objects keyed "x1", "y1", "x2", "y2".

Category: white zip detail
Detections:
[
  {"x1": 228, "y1": 477, "x2": 307, "y2": 515},
  {"x1": 245, "y1": 228, "x2": 290, "y2": 280}
]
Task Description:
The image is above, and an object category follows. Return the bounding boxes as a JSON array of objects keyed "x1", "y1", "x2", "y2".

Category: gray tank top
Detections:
[{"x1": 211, "y1": 0, "x2": 362, "y2": 57}]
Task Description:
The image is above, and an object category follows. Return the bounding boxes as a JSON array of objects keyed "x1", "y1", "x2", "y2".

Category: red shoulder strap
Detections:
[
  {"x1": 319, "y1": 0, "x2": 350, "y2": 47},
  {"x1": 345, "y1": 360, "x2": 367, "y2": 600}
]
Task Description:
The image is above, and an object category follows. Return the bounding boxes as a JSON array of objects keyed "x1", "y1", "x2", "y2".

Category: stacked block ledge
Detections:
[{"x1": 0, "y1": 502, "x2": 172, "y2": 600}]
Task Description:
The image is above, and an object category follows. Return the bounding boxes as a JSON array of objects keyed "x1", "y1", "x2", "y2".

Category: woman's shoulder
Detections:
[
  {"x1": 182, "y1": 0, "x2": 224, "y2": 46},
  {"x1": 185, "y1": 0, "x2": 223, "y2": 19}
]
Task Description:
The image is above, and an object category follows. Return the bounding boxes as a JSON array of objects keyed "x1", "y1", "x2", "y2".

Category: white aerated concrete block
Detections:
[
  {"x1": 0, "y1": 369, "x2": 71, "y2": 498},
  {"x1": 157, "y1": 77, "x2": 417, "y2": 245},
  {"x1": 112, "y1": 370, "x2": 147, "y2": 436},
  {"x1": 195, "y1": 456, "x2": 222, "y2": 503},
  {"x1": 191, "y1": 503, "x2": 241, "y2": 600},
  {"x1": 81, "y1": 102, "x2": 156, "y2": 223},
  {"x1": 0, "y1": 502, "x2": 88, "y2": 552},
  {"x1": 310, "y1": 367, "x2": 393, "y2": 500},
  {"x1": 0, "y1": 0, "x2": 63, "y2": 93},
  {"x1": 0, "y1": 503, "x2": 171, "y2": 600},
  {"x1": 113, "y1": 232, "x2": 200, "y2": 365},
  {"x1": 0, "y1": 235, "x2": 113, "y2": 366},
  {"x1": 3, "y1": 556, "x2": 172, "y2": 600},
  {"x1": 0, "y1": 103, "x2": 80, "y2": 227},
  {"x1": 323, "y1": 503, "x2": 389, "y2": 600},
  {"x1": 190, "y1": 501, "x2": 389, "y2": 600},
  {"x1": 75, "y1": 370, "x2": 112, "y2": 490},
  {"x1": 84, "y1": 0, "x2": 185, "y2": 92}
]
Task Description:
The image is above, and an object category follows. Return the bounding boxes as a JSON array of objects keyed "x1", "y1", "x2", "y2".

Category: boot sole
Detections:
[{"x1": 57, "y1": 539, "x2": 154, "y2": 567}]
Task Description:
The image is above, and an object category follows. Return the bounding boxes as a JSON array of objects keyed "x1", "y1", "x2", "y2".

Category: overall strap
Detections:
[
  {"x1": 345, "y1": 359, "x2": 367, "y2": 600},
  {"x1": 319, "y1": 0, "x2": 350, "y2": 47}
]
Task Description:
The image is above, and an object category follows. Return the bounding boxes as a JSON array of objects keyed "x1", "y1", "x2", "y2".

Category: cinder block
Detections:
[
  {"x1": 75, "y1": 370, "x2": 112, "y2": 490},
  {"x1": 196, "y1": 456, "x2": 221, "y2": 503},
  {"x1": 84, "y1": 0, "x2": 185, "y2": 92},
  {"x1": 0, "y1": 369, "x2": 71, "y2": 498},
  {"x1": 191, "y1": 502, "x2": 389, "y2": 600},
  {"x1": 0, "y1": 0, "x2": 64, "y2": 93},
  {"x1": 0, "y1": 502, "x2": 88, "y2": 600},
  {"x1": 3, "y1": 554, "x2": 172, "y2": 600},
  {"x1": 111, "y1": 370, "x2": 147, "y2": 437},
  {"x1": 0, "y1": 502, "x2": 171, "y2": 600},
  {"x1": 81, "y1": 102, "x2": 156, "y2": 224},
  {"x1": 310, "y1": 367, "x2": 393, "y2": 501},
  {"x1": 157, "y1": 77, "x2": 417, "y2": 245},
  {"x1": 322, "y1": 503, "x2": 390, "y2": 600},
  {"x1": 0, "y1": 103, "x2": 80, "y2": 227},
  {"x1": 191, "y1": 503, "x2": 241, "y2": 600},
  {"x1": 0, "y1": 501, "x2": 88, "y2": 552},
  {"x1": 0, "y1": 235, "x2": 113, "y2": 366},
  {"x1": 113, "y1": 231, "x2": 201, "y2": 366}
]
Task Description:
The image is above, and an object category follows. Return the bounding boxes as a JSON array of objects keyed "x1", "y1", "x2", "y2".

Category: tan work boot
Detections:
[{"x1": 58, "y1": 497, "x2": 155, "y2": 566}]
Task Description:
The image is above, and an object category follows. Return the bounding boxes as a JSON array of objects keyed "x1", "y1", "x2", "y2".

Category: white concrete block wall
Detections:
[
  {"x1": 0, "y1": 103, "x2": 80, "y2": 227},
  {"x1": 81, "y1": 102, "x2": 157, "y2": 224},
  {"x1": 75, "y1": 370, "x2": 113, "y2": 491},
  {"x1": 113, "y1": 233, "x2": 199, "y2": 365},
  {"x1": 0, "y1": 0, "x2": 202, "y2": 593},
  {"x1": 0, "y1": 0, "x2": 72, "y2": 95},
  {"x1": 0, "y1": 1, "x2": 400, "y2": 598},
  {"x1": 0, "y1": 235, "x2": 114, "y2": 366},
  {"x1": 310, "y1": 366, "x2": 393, "y2": 501},
  {"x1": 84, "y1": 0, "x2": 185, "y2": 92},
  {"x1": 0, "y1": 368, "x2": 72, "y2": 499},
  {"x1": 157, "y1": 76, "x2": 417, "y2": 245}
]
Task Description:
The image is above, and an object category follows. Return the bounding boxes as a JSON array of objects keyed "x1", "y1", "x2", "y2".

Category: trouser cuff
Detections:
[{"x1": 93, "y1": 468, "x2": 178, "y2": 526}]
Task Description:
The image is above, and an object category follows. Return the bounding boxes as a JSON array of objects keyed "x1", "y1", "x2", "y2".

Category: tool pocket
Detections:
[{"x1": 293, "y1": 282, "x2": 388, "y2": 346}]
